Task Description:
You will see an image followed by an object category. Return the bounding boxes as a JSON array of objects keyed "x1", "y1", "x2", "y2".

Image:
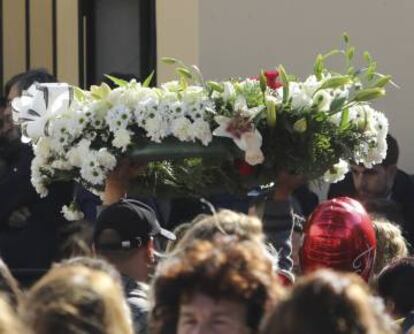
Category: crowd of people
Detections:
[{"x1": 1, "y1": 69, "x2": 414, "y2": 333}]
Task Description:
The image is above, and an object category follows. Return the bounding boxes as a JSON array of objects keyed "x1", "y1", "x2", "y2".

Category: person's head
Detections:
[
  {"x1": 351, "y1": 134, "x2": 399, "y2": 200},
  {"x1": 372, "y1": 219, "x2": 408, "y2": 275},
  {"x1": 0, "y1": 294, "x2": 29, "y2": 334},
  {"x1": 377, "y1": 257, "x2": 414, "y2": 318},
  {"x1": 0, "y1": 258, "x2": 22, "y2": 310},
  {"x1": 54, "y1": 256, "x2": 122, "y2": 286},
  {"x1": 2, "y1": 69, "x2": 56, "y2": 142},
  {"x1": 93, "y1": 199, "x2": 175, "y2": 281},
  {"x1": 261, "y1": 269, "x2": 397, "y2": 334},
  {"x1": 57, "y1": 220, "x2": 93, "y2": 260},
  {"x1": 165, "y1": 222, "x2": 193, "y2": 253},
  {"x1": 150, "y1": 240, "x2": 282, "y2": 334},
  {"x1": 176, "y1": 209, "x2": 264, "y2": 250},
  {"x1": 363, "y1": 198, "x2": 406, "y2": 227},
  {"x1": 22, "y1": 265, "x2": 133, "y2": 334},
  {"x1": 300, "y1": 197, "x2": 376, "y2": 281}
]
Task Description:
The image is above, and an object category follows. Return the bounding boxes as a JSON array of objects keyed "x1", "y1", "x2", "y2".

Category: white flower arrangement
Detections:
[{"x1": 12, "y1": 35, "x2": 393, "y2": 207}]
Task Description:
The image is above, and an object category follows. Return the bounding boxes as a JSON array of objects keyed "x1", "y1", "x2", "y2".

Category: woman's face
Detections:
[{"x1": 177, "y1": 293, "x2": 251, "y2": 334}]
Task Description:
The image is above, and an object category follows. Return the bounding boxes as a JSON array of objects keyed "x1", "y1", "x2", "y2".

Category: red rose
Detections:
[
  {"x1": 264, "y1": 70, "x2": 282, "y2": 90},
  {"x1": 234, "y1": 159, "x2": 255, "y2": 176}
]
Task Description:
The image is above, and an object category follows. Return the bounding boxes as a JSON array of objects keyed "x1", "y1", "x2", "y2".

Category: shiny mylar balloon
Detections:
[{"x1": 300, "y1": 197, "x2": 376, "y2": 281}]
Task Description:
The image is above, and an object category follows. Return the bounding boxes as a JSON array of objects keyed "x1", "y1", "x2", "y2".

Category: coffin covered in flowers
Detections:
[{"x1": 12, "y1": 36, "x2": 391, "y2": 201}]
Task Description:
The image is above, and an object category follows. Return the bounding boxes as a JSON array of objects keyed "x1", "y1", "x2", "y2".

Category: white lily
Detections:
[
  {"x1": 12, "y1": 83, "x2": 73, "y2": 142},
  {"x1": 213, "y1": 115, "x2": 264, "y2": 166}
]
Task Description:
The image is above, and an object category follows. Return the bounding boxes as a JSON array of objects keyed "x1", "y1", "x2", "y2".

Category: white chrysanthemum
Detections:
[
  {"x1": 67, "y1": 139, "x2": 92, "y2": 168},
  {"x1": 97, "y1": 148, "x2": 117, "y2": 171},
  {"x1": 31, "y1": 156, "x2": 51, "y2": 197},
  {"x1": 51, "y1": 159, "x2": 72, "y2": 170},
  {"x1": 80, "y1": 153, "x2": 105, "y2": 186},
  {"x1": 134, "y1": 96, "x2": 159, "y2": 126},
  {"x1": 303, "y1": 75, "x2": 322, "y2": 96},
  {"x1": 192, "y1": 119, "x2": 212, "y2": 146},
  {"x1": 33, "y1": 137, "x2": 52, "y2": 160},
  {"x1": 112, "y1": 129, "x2": 132, "y2": 151},
  {"x1": 61, "y1": 204, "x2": 85, "y2": 221},
  {"x1": 171, "y1": 117, "x2": 194, "y2": 142},
  {"x1": 180, "y1": 86, "x2": 206, "y2": 105},
  {"x1": 161, "y1": 80, "x2": 181, "y2": 92},
  {"x1": 144, "y1": 114, "x2": 169, "y2": 143},
  {"x1": 313, "y1": 89, "x2": 334, "y2": 112},
  {"x1": 323, "y1": 159, "x2": 349, "y2": 183},
  {"x1": 289, "y1": 82, "x2": 313, "y2": 110},
  {"x1": 105, "y1": 105, "x2": 132, "y2": 133}
]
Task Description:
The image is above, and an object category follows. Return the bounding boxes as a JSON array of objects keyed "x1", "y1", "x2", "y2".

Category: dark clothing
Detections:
[
  {"x1": 328, "y1": 170, "x2": 414, "y2": 245},
  {"x1": 0, "y1": 143, "x2": 73, "y2": 270},
  {"x1": 255, "y1": 185, "x2": 318, "y2": 279},
  {"x1": 122, "y1": 275, "x2": 149, "y2": 334}
]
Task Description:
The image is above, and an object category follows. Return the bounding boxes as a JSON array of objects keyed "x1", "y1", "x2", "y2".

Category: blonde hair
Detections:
[
  {"x1": 175, "y1": 209, "x2": 264, "y2": 250},
  {"x1": 373, "y1": 219, "x2": 408, "y2": 275},
  {"x1": 22, "y1": 266, "x2": 133, "y2": 334},
  {"x1": 0, "y1": 294, "x2": 29, "y2": 334}
]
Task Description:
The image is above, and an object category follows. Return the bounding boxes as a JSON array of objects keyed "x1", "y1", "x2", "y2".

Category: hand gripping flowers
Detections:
[{"x1": 12, "y1": 36, "x2": 392, "y2": 212}]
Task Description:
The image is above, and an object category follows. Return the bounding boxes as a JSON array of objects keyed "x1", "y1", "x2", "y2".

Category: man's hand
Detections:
[
  {"x1": 7, "y1": 206, "x2": 31, "y2": 228},
  {"x1": 103, "y1": 159, "x2": 146, "y2": 205}
]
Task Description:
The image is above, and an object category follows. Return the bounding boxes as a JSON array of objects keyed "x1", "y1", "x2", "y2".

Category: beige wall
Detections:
[
  {"x1": 156, "y1": 0, "x2": 199, "y2": 83},
  {"x1": 158, "y1": 0, "x2": 414, "y2": 173},
  {"x1": 2, "y1": 0, "x2": 27, "y2": 83}
]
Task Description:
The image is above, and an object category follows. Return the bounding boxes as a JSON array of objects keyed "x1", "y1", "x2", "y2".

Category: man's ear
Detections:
[
  {"x1": 145, "y1": 238, "x2": 155, "y2": 263},
  {"x1": 386, "y1": 164, "x2": 398, "y2": 180}
]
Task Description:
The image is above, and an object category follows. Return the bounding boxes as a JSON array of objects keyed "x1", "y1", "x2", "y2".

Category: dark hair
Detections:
[
  {"x1": 262, "y1": 269, "x2": 397, "y2": 334},
  {"x1": 382, "y1": 134, "x2": 399, "y2": 167},
  {"x1": 0, "y1": 97, "x2": 7, "y2": 108},
  {"x1": 0, "y1": 258, "x2": 23, "y2": 310},
  {"x1": 377, "y1": 257, "x2": 414, "y2": 317},
  {"x1": 151, "y1": 240, "x2": 280, "y2": 334},
  {"x1": 5, "y1": 69, "x2": 56, "y2": 97},
  {"x1": 57, "y1": 221, "x2": 93, "y2": 260}
]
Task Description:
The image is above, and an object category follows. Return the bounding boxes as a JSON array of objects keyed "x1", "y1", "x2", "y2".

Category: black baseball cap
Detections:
[{"x1": 94, "y1": 199, "x2": 176, "y2": 250}]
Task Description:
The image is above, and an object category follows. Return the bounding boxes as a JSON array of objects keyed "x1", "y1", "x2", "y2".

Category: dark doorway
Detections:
[{"x1": 80, "y1": 0, "x2": 156, "y2": 87}]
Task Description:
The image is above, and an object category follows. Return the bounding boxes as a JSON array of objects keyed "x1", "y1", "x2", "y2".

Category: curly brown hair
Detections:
[
  {"x1": 150, "y1": 239, "x2": 281, "y2": 334},
  {"x1": 261, "y1": 269, "x2": 397, "y2": 334}
]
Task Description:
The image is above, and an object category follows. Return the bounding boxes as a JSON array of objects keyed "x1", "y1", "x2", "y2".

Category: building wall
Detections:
[{"x1": 158, "y1": 0, "x2": 414, "y2": 174}]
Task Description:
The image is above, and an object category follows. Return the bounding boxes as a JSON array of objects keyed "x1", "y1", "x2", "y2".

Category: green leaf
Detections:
[
  {"x1": 314, "y1": 54, "x2": 324, "y2": 80},
  {"x1": 339, "y1": 108, "x2": 350, "y2": 130},
  {"x1": 346, "y1": 47, "x2": 355, "y2": 61},
  {"x1": 318, "y1": 76, "x2": 352, "y2": 91},
  {"x1": 353, "y1": 87, "x2": 385, "y2": 102},
  {"x1": 74, "y1": 87, "x2": 86, "y2": 102},
  {"x1": 206, "y1": 81, "x2": 224, "y2": 93},
  {"x1": 90, "y1": 83, "x2": 111, "y2": 99},
  {"x1": 347, "y1": 66, "x2": 355, "y2": 76},
  {"x1": 293, "y1": 118, "x2": 307, "y2": 133},
  {"x1": 142, "y1": 70, "x2": 155, "y2": 87},
  {"x1": 259, "y1": 70, "x2": 268, "y2": 93},
  {"x1": 343, "y1": 32, "x2": 350, "y2": 44},
  {"x1": 161, "y1": 57, "x2": 178, "y2": 65},
  {"x1": 265, "y1": 98, "x2": 277, "y2": 127},
  {"x1": 278, "y1": 65, "x2": 289, "y2": 104},
  {"x1": 363, "y1": 51, "x2": 373, "y2": 64},
  {"x1": 329, "y1": 97, "x2": 347, "y2": 113},
  {"x1": 373, "y1": 75, "x2": 391, "y2": 88},
  {"x1": 104, "y1": 74, "x2": 128, "y2": 87},
  {"x1": 176, "y1": 67, "x2": 193, "y2": 80}
]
